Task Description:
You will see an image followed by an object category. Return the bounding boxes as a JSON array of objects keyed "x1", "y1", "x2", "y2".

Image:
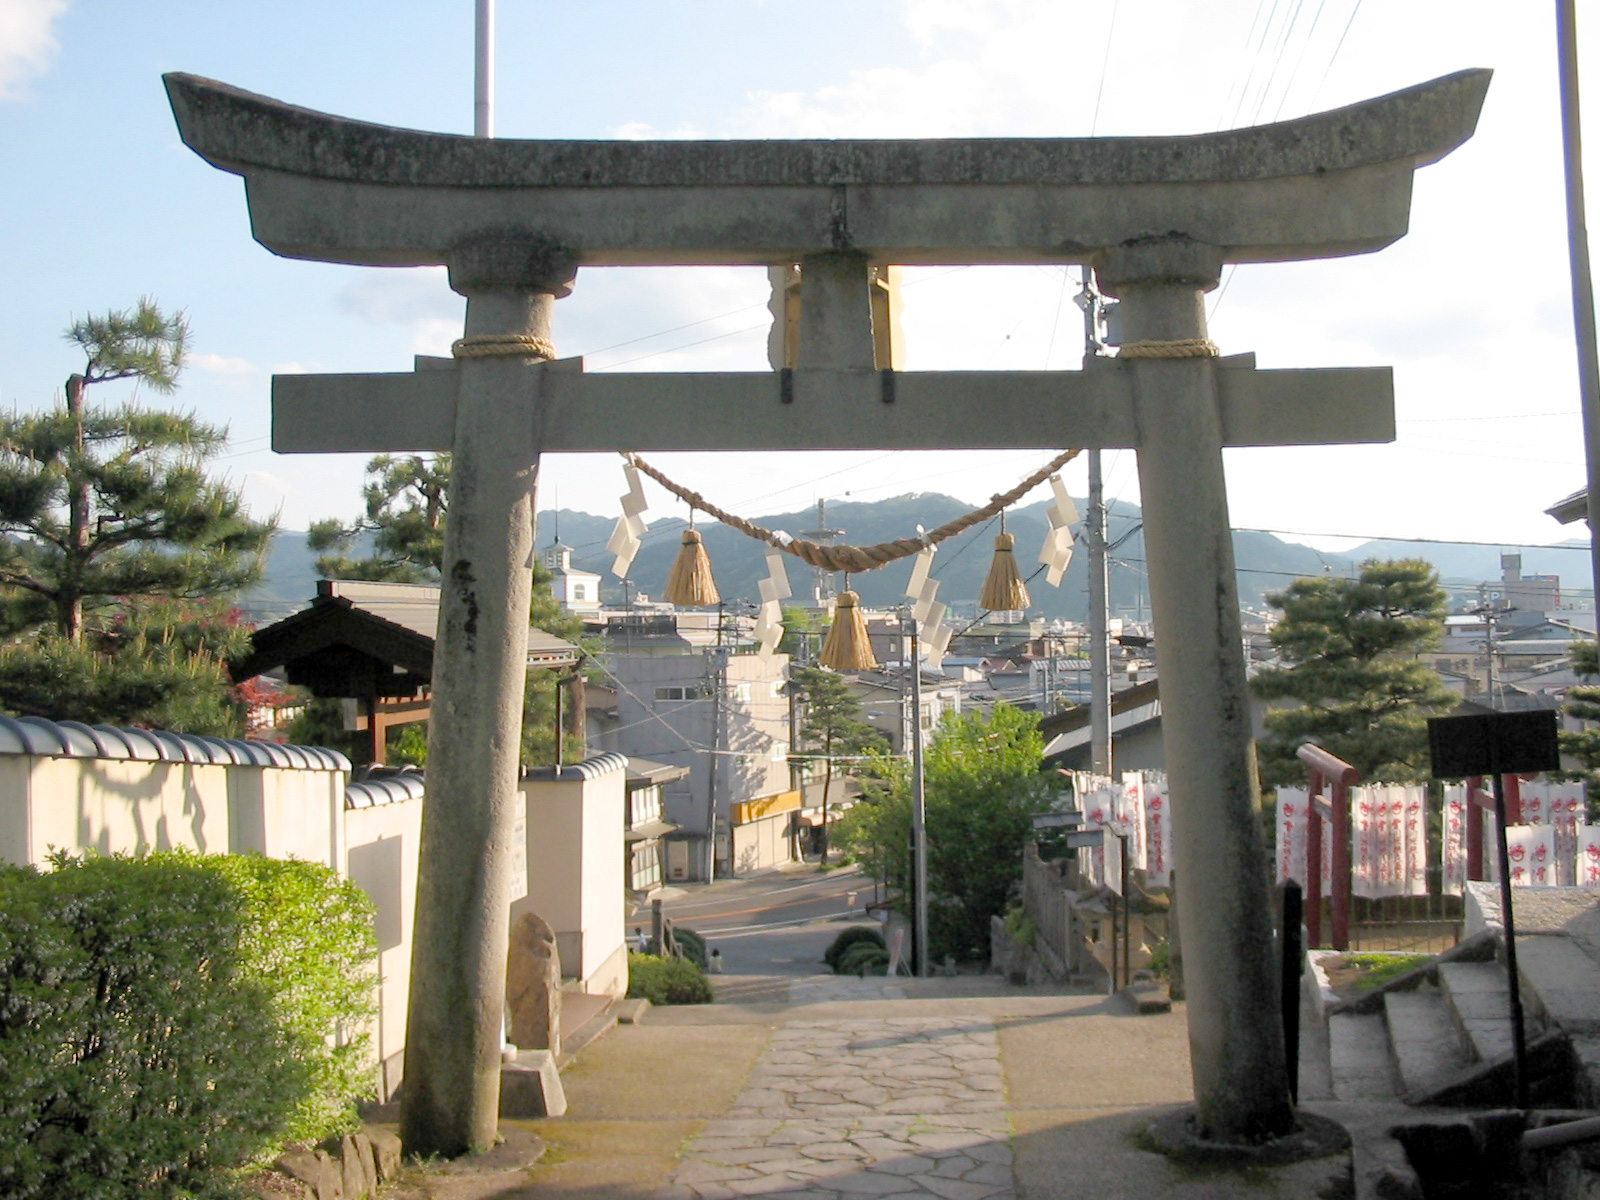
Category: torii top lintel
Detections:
[{"x1": 164, "y1": 69, "x2": 1488, "y2": 271}]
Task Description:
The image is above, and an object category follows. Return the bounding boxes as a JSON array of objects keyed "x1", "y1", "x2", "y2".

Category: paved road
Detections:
[{"x1": 631, "y1": 864, "x2": 887, "y2": 976}]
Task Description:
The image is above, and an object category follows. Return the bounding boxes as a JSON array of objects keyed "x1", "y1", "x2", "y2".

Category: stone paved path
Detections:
[{"x1": 654, "y1": 1014, "x2": 1014, "y2": 1200}]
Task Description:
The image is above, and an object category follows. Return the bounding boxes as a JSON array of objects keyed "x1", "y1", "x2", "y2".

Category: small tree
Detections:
[
  {"x1": 836, "y1": 702, "x2": 1054, "y2": 960},
  {"x1": 1252, "y1": 558, "x2": 1456, "y2": 786},
  {"x1": 0, "y1": 299, "x2": 272, "y2": 643},
  {"x1": 788, "y1": 664, "x2": 887, "y2": 863}
]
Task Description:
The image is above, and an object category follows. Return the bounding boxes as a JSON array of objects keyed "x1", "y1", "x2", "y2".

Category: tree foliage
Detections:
[
  {"x1": 1560, "y1": 641, "x2": 1600, "y2": 803},
  {"x1": 1252, "y1": 559, "x2": 1456, "y2": 786},
  {"x1": 789, "y1": 664, "x2": 887, "y2": 862},
  {"x1": 835, "y1": 703, "x2": 1054, "y2": 961},
  {"x1": 308, "y1": 453, "x2": 450, "y2": 583},
  {"x1": 0, "y1": 598, "x2": 253, "y2": 734},
  {"x1": 0, "y1": 300, "x2": 272, "y2": 644}
]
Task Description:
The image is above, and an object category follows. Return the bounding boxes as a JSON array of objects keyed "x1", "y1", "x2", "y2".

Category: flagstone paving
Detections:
[{"x1": 653, "y1": 1015, "x2": 1014, "y2": 1200}]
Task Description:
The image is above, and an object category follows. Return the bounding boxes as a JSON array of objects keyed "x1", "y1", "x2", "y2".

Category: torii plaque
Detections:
[{"x1": 167, "y1": 68, "x2": 1488, "y2": 1155}]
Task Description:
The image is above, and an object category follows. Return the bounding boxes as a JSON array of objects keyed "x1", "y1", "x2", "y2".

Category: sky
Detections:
[{"x1": 2, "y1": 0, "x2": 1599, "y2": 575}]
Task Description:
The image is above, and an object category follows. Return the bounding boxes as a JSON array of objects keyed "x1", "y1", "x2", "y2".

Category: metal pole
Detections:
[
  {"x1": 1492, "y1": 771, "x2": 1529, "y2": 1108},
  {"x1": 474, "y1": 0, "x2": 494, "y2": 138},
  {"x1": 1557, "y1": 1, "x2": 1600, "y2": 606},
  {"x1": 907, "y1": 614, "x2": 930, "y2": 978},
  {"x1": 1080, "y1": 269, "x2": 1113, "y2": 777}
]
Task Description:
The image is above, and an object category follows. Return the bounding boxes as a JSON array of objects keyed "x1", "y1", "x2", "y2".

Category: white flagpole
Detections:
[{"x1": 475, "y1": 0, "x2": 495, "y2": 138}]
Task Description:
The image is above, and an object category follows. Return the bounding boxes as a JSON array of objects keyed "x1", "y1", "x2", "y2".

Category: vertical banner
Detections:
[
  {"x1": 1403, "y1": 785, "x2": 1429, "y2": 897},
  {"x1": 1145, "y1": 773, "x2": 1174, "y2": 889},
  {"x1": 1442, "y1": 784, "x2": 1468, "y2": 896},
  {"x1": 1550, "y1": 780, "x2": 1586, "y2": 886},
  {"x1": 1117, "y1": 773, "x2": 1148, "y2": 871},
  {"x1": 1506, "y1": 825, "x2": 1558, "y2": 888},
  {"x1": 1351, "y1": 787, "x2": 1378, "y2": 898},
  {"x1": 1519, "y1": 779, "x2": 1549, "y2": 826},
  {"x1": 1275, "y1": 787, "x2": 1310, "y2": 887},
  {"x1": 1579, "y1": 825, "x2": 1600, "y2": 890}
]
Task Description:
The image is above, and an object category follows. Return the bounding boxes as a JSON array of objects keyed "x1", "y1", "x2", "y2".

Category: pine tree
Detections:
[
  {"x1": 0, "y1": 299, "x2": 273, "y2": 643},
  {"x1": 789, "y1": 664, "x2": 888, "y2": 863},
  {"x1": 308, "y1": 453, "x2": 450, "y2": 582},
  {"x1": 1252, "y1": 558, "x2": 1457, "y2": 786},
  {"x1": 1560, "y1": 641, "x2": 1600, "y2": 807}
]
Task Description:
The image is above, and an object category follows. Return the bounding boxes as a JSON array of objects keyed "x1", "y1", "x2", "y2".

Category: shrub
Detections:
[
  {"x1": 0, "y1": 851, "x2": 376, "y2": 1200},
  {"x1": 672, "y1": 925, "x2": 707, "y2": 969},
  {"x1": 1002, "y1": 905, "x2": 1036, "y2": 946},
  {"x1": 627, "y1": 952, "x2": 713, "y2": 1005},
  {"x1": 838, "y1": 942, "x2": 890, "y2": 976},
  {"x1": 824, "y1": 925, "x2": 885, "y2": 973}
]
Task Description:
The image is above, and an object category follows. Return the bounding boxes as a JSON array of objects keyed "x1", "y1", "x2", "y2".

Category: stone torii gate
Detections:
[{"x1": 166, "y1": 68, "x2": 1488, "y2": 1156}]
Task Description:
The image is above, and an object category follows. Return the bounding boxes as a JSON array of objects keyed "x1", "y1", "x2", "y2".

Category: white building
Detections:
[
  {"x1": 542, "y1": 541, "x2": 603, "y2": 615},
  {"x1": 593, "y1": 650, "x2": 797, "y2": 881}
]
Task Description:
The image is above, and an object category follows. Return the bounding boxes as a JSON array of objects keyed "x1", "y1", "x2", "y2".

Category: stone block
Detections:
[
  {"x1": 507, "y1": 910, "x2": 562, "y2": 1057},
  {"x1": 339, "y1": 1133, "x2": 373, "y2": 1199},
  {"x1": 501, "y1": 1048, "x2": 567, "y2": 1117},
  {"x1": 351, "y1": 1134, "x2": 379, "y2": 1195},
  {"x1": 363, "y1": 1126, "x2": 402, "y2": 1182},
  {"x1": 275, "y1": 1147, "x2": 341, "y2": 1200}
]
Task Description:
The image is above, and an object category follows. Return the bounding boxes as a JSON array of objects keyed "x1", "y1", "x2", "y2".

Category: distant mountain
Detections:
[{"x1": 252, "y1": 495, "x2": 1566, "y2": 625}]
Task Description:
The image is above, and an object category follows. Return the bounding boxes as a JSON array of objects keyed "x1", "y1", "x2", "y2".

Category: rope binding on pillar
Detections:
[
  {"x1": 451, "y1": 334, "x2": 558, "y2": 360},
  {"x1": 1117, "y1": 338, "x2": 1219, "y2": 359}
]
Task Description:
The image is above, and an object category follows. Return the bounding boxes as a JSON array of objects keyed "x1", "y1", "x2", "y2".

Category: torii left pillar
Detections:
[{"x1": 398, "y1": 239, "x2": 574, "y2": 1154}]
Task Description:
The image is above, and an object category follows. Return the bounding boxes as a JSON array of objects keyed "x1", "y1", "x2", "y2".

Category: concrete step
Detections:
[
  {"x1": 1515, "y1": 933, "x2": 1600, "y2": 1039},
  {"x1": 1329, "y1": 1010, "x2": 1401, "y2": 1101},
  {"x1": 1384, "y1": 984, "x2": 1474, "y2": 1102},
  {"x1": 1296, "y1": 972, "x2": 1335, "y2": 1102},
  {"x1": 1438, "y1": 960, "x2": 1517, "y2": 1066}
]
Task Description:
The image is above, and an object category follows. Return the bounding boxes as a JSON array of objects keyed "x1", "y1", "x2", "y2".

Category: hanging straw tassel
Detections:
[
  {"x1": 979, "y1": 531, "x2": 1030, "y2": 612},
  {"x1": 818, "y1": 588, "x2": 878, "y2": 671},
  {"x1": 664, "y1": 528, "x2": 720, "y2": 606}
]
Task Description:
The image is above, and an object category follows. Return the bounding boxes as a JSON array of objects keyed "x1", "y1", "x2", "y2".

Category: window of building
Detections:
[
  {"x1": 654, "y1": 685, "x2": 705, "y2": 702},
  {"x1": 572, "y1": 584, "x2": 587, "y2": 600}
]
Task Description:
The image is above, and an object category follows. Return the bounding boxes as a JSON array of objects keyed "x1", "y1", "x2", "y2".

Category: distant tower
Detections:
[
  {"x1": 542, "y1": 541, "x2": 602, "y2": 614},
  {"x1": 798, "y1": 499, "x2": 844, "y2": 606}
]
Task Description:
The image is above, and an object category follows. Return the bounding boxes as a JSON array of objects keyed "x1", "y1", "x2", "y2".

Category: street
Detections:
[{"x1": 629, "y1": 863, "x2": 885, "y2": 976}]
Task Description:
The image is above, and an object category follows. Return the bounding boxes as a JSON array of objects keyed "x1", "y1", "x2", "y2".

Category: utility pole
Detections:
[
  {"x1": 1078, "y1": 268, "x2": 1114, "y2": 776},
  {"x1": 473, "y1": 0, "x2": 494, "y2": 138},
  {"x1": 1557, "y1": 2, "x2": 1600, "y2": 619},
  {"x1": 705, "y1": 646, "x2": 729, "y2": 880}
]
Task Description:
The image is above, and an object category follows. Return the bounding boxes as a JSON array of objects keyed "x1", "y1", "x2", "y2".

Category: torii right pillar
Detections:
[{"x1": 1097, "y1": 238, "x2": 1289, "y2": 1139}]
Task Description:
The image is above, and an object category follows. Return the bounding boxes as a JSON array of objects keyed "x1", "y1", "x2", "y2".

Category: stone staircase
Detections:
[{"x1": 1302, "y1": 886, "x2": 1600, "y2": 1110}]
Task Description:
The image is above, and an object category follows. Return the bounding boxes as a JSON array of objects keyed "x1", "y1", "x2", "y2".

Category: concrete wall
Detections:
[
  {"x1": 517, "y1": 753, "x2": 629, "y2": 998},
  {"x1": 731, "y1": 808, "x2": 794, "y2": 876},
  {"x1": 344, "y1": 795, "x2": 423, "y2": 1100}
]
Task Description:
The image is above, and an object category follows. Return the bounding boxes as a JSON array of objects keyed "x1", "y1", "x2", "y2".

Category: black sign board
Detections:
[{"x1": 1427, "y1": 710, "x2": 1561, "y2": 778}]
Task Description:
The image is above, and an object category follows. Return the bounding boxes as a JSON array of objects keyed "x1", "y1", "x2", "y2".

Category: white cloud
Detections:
[
  {"x1": 189, "y1": 352, "x2": 257, "y2": 377},
  {"x1": 0, "y1": 0, "x2": 68, "y2": 102}
]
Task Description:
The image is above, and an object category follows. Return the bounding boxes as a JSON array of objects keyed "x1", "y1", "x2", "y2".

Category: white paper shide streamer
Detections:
[
  {"x1": 1037, "y1": 475, "x2": 1079, "y2": 587},
  {"x1": 904, "y1": 542, "x2": 952, "y2": 668},
  {"x1": 606, "y1": 461, "x2": 649, "y2": 577}
]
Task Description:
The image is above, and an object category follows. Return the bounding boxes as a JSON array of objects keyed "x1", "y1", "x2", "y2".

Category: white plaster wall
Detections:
[
  {"x1": 345, "y1": 797, "x2": 423, "y2": 1101},
  {"x1": 0, "y1": 757, "x2": 32, "y2": 866},
  {"x1": 26, "y1": 758, "x2": 234, "y2": 862},
  {"x1": 517, "y1": 764, "x2": 627, "y2": 996}
]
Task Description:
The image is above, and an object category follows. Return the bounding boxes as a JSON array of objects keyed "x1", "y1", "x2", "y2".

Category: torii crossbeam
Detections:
[{"x1": 167, "y1": 67, "x2": 1488, "y2": 1157}]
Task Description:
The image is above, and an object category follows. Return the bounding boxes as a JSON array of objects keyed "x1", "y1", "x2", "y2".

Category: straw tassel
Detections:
[
  {"x1": 818, "y1": 589, "x2": 878, "y2": 671},
  {"x1": 979, "y1": 531, "x2": 1030, "y2": 612},
  {"x1": 663, "y1": 528, "x2": 720, "y2": 606}
]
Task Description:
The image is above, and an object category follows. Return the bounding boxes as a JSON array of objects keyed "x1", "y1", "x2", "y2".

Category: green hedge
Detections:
[
  {"x1": 627, "y1": 952, "x2": 713, "y2": 1005},
  {"x1": 824, "y1": 925, "x2": 885, "y2": 973},
  {"x1": 671, "y1": 925, "x2": 707, "y2": 969},
  {"x1": 838, "y1": 942, "x2": 891, "y2": 976},
  {"x1": 0, "y1": 851, "x2": 376, "y2": 1200}
]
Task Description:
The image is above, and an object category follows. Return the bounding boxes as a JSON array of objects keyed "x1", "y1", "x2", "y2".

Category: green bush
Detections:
[
  {"x1": 672, "y1": 925, "x2": 707, "y2": 969},
  {"x1": 1001, "y1": 904, "x2": 1035, "y2": 946},
  {"x1": 824, "y1": 925, "x2": 885, "y2": 973},
  {"x1": 627, "y1": 952, "x2": 713, "y2": 1005},
  {"x1": 0, "y1": 851, "x2": 377, "y2": 1200},
  {"x1": 838, "y1": 942, "x2": 890, "y2": 977}
]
